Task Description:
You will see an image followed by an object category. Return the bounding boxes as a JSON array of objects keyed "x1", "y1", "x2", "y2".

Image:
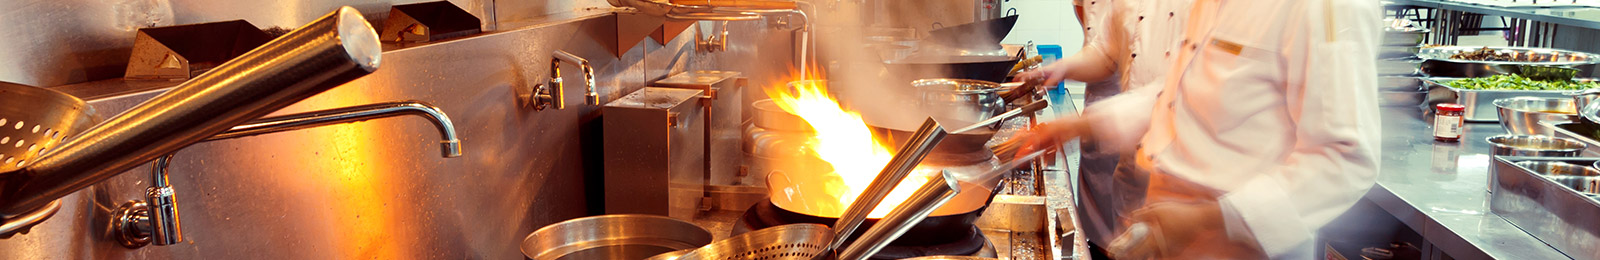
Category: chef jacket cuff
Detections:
[{"x1": 1219, "y1": 175, "x2": 1313, "y2": 258}]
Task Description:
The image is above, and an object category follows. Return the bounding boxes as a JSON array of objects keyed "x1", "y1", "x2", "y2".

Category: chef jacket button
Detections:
[
  {"x1": 1131, "y1": 53, "x2": 1137, "y2": 58},
  {"x1": 1165, "y1": 51, "x2": 1171, "y2": 57},
  {"x1": 1169, "y1": 12, "x2": 1175, "y2": 17},
  {"x1": 1139, "y1": 16, "x2": 1145, "y2": 21}
]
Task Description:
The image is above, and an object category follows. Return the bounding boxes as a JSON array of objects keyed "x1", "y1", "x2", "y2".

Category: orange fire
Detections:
[{"x1": 768, "y1": 77, "x2": 930, "y2": 218}]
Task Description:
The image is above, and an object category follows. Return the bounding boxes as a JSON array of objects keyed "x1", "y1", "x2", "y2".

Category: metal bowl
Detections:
[
  {"x1": 1494, "y1": 97, "x2": 1580, "y2": 135},
  {"x1": 1487, "y1": 135, "x2": 1586, "y2": 157},
  {"x1": 520, "y1": 214, "x2": 714, "y2": 260},
  {"x1": 1517, "y1": 161, "x2": 1600, "y2": 195},
  {"x1": 912, "y1": 78, "x2": 1005, "y2": 123}
]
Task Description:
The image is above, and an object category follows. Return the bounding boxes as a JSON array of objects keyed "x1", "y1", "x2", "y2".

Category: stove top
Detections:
[{"x1": 732, "y1": 201, "x2": 995, "y2": 259}]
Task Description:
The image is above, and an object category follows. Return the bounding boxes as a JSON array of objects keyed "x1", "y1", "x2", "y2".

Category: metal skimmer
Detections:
[
  {"x1": 677, "y1": 224, "x2": 833, "y2": 260},
  {"x1": 0, "y1": 82, "x2": 98, "y2": 236}
]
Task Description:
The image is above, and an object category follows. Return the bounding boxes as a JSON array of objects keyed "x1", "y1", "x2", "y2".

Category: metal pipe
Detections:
[
  {"x1": 0, "y1": 6, "x2": 382, "y2": 215},
  {"x1": 119, "y1": 101, "x2": 461, "y2": 247},
  {"x1": 206, "y1": 101, "x2": 461, "y2": 158},
  {"x1": 820, "y1": 117, "x2": 948, "y2": 256},
  {"x1": 144, "y1": 155, "x2": 179, "y2": 246},
  {"x1": 553, "y1": 50, "x2": 599, "y2": 106},
  {"x1": 837, "y1": 170, "x2": 961, "y2": 260}
]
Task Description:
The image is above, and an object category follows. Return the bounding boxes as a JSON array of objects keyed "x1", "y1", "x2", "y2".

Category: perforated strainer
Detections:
[
  {"x1": 0, "y1": 82, "x2": 97, "y2": 172},
  {"x1": 0, "y1": 81, "x2": 98, "y2": 236},
  {"x1": 676, "y1": 224, "x2": 833, "y2": 260}
]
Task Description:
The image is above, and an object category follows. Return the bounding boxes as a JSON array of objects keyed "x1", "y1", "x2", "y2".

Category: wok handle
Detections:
[
  {"x1": 0, "y1": 7, "x2": 381, "y2": 215},
  {"x1": 836, "y1": 171, "x2": 962, "y2": 260},
  {"x1": 819, "y1": 118, "x2": 947, "y2": 257}
]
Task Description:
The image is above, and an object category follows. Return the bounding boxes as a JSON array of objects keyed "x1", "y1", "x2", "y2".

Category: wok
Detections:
[
  {"x1": 860, "y1": 108, "x2": 997, "y2": 158},
  {"x1": 883, "y1": 55, "x2": 1020, "y2": 83},
  {"x1": 923, "y1": 15, "x2": 1020, "y2": 51},
  {"x1": 765, "y1": 170, "x2": 991, "y2": 246}
]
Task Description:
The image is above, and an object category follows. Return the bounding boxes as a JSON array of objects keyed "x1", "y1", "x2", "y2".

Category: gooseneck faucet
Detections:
[
  {"x1": 113, "y1": 100, "x2": 461, "y2": 248},
  {"x1": 528, "y1": 50, "x2": 599, "y2": 110}
]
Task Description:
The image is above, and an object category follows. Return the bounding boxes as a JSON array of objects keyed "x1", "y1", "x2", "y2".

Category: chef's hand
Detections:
[
  {"x1": 1013, "y1": 60, "x2": 1071, "y2": 87},
  {"x1": 1106, "y1": 200, "x2": 1226, "y2": 259},
  {"x1": 1005, "y1": 117, "x2": 1089, "y2": 160}
]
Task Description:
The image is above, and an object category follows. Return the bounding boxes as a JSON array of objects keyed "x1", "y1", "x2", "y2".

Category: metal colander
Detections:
[
  {"x1": 0, "y1": 82, "x2": 97, "y2": 172},
  {"x1": 677, "y1": 224, "x2": 832, "y2": 260},
  {"x1": 0, "y1": 82, "x2": 97, "y2": 236}
]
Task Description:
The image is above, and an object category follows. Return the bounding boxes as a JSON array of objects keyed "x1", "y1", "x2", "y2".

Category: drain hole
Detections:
[
  {"x1": 31, "y1": 125, "x2": 39, "y2": 133},
  {"x1": 14, "y1": 121, "x2": 22, "y2": 129}
]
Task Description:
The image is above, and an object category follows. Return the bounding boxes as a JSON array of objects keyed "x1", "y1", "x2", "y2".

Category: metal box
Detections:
[
  {"x1": 604, "y1": 87, "x2": 707, "y2": 219},
  {"x1": 1489, "y1": 156, "x2": 1600, "y2": 258},
  {"x1": 651, "y1": 70, "x2": 748, "y2": 186}
]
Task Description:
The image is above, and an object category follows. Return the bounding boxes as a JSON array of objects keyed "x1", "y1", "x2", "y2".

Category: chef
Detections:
[
  {"x1": 1018, "y1": 0, "x2": 1192, "y2": 256},
  {"x1": 1011, "y1": 0, "x2": 1383, "y2": 258}
]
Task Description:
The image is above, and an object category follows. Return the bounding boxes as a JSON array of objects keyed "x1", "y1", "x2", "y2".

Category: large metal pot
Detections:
[{"x1": 519, "y1": 214, "x2": 714, "y2": 260}]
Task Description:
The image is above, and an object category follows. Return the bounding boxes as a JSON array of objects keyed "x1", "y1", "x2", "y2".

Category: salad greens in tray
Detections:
[{"x1": 1439, "y1": 74, "x2": 1600, "y2": 91}]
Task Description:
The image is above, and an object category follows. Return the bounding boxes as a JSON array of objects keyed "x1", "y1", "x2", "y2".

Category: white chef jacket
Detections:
[
  {"x1": 1070, "y1": 0, "x2": 1193, "y2": 247},
  {"x1": 1081, "y1": 0, "x2": 1384, "y2": 258},
  {"x1": 1079, "y1": 0, "x2": 1190, "y2": 91}
]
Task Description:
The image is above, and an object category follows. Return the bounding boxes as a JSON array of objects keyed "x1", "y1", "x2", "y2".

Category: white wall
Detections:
[{"x1": 1000, "y1": 0, "x2": 1085, "y2": 55}]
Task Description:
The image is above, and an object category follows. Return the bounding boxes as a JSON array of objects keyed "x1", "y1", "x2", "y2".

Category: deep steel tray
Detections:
[
  {"x1": 1423, "y1": 78, "x2": 1572, "y2": 122},
  {"x1": 1547, "y1": 121, "x2": 1600, "y2": 156},
  {"x1": 1489, "y1": 155, "x2": 1600, "y2": 259},
  {"x1": 1419, "y1": 46, "x2": 1600, "y2": 78}
]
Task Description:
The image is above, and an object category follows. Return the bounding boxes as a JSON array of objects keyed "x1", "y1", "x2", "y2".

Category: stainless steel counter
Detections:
[{"x1": 1368, "y1": 107, "x2": 1570, "y2": 259}]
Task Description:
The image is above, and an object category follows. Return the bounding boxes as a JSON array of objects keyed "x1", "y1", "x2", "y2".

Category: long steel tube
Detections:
[
  {"x1": 820, "y1": 118, "x2": 948, "y2": 256},
  {"x1": 0, "y1": 6, "x2": 381, "y2": 215},
  {"x1": 837, "y1": 170, "x2": 962, "y2": 260},
  {"x1": 206, "y1": 101, "x2": 461, "y2": 157}
]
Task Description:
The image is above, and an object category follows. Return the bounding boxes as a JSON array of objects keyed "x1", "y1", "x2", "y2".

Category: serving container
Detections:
[
  {"x1": 1425, "y1": 78, "x2": 1576, "y2": 122},
  {"x1": 1489, "y1": 156, "x2": 1600, "y2": 258},
  {"x1": 1418, "y1": 46, "x2": 1600, "y2": 78},
  {"x1": 1487, "y1": 135, "x2": 1587, "y2": 157},
  {"x1": 1494, "y1": 97, "x2": 1580, "y2": 135}
]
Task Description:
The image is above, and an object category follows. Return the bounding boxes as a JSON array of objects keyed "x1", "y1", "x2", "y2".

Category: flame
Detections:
[{"x1": 769, "y1": 76, "x2": 929, "y2": 218}]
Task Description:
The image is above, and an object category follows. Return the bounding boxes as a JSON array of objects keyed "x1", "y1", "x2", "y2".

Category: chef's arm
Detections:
[
  {"x1": 1026, "y1": 0, "x2": 1118, "y2": 86},
  {"x1": 1076, "y1": 81, "x2": 1160, "y2": 152},
  {"x1": 1216, "y1": 0, "x2": 1383, "y2": 257}
]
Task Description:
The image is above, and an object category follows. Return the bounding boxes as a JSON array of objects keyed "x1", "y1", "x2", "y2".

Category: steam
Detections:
[{"x1": 797, "y1": 1, "x2": 1005, "y2": 131}]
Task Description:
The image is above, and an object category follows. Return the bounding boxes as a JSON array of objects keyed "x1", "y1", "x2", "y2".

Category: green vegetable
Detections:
[{"x1": 1442, "y1": 74, "x2": 1600, "y2": 91}]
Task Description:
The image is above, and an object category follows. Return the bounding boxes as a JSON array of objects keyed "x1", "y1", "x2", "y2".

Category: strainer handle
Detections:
[{"x1": 0, "y1": 200, "x2": 61, "y2": 237}]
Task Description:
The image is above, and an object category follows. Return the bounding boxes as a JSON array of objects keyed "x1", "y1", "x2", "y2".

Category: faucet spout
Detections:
[
  {"x1": 115, "y1": 100, "x2": 462, "y2": 248},
  {"x1": 206, "y1": 100, "x2": 462, "y2": 158}
]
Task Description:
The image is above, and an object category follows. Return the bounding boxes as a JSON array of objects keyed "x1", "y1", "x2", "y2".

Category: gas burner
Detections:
[{"x1": 733, "y1": 200, "x2": 994, "y2": 259}]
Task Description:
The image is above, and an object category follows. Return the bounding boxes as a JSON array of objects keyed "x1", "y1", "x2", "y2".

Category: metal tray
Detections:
[
  {"x1": 1423, "y1": 78, "x2": 1573, "y2": 122},
  {"x1": 1489, "y1": 155, "x2": 1600, "y2": 258},
  {"x1": 1547, "y1": 121, "x2": 1600, "y2": 156},
  {"x1": 1419, "y1": 46, "x2": 1600, "y2": 78}
]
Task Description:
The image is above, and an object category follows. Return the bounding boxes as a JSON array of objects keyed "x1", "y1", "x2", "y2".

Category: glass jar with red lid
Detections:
[{"x1": 1434, "y1": 103, "x2": 1465, "y2": 142}]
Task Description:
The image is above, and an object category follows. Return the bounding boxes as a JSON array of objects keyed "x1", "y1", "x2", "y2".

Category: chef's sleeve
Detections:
[
  {"x1": 1216, "y1": 0, "x2": 1384, "y2": 257},
  {"x1": 1080, "y1": 80, "x2": 1161, "y2": 153},
  {"x1": 1065, "y1": 0, "x2": 1121, "y2": 79}
]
